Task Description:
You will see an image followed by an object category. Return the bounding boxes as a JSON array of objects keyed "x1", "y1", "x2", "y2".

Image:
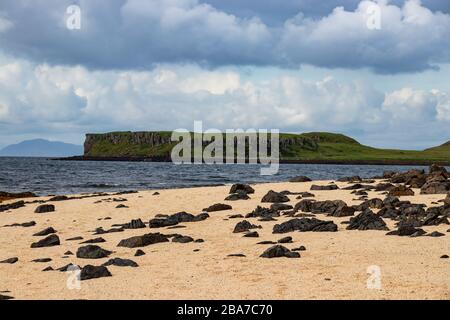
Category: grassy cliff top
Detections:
[{"x1": 83, "y1": 131, "x2": 450, "y2": 163}]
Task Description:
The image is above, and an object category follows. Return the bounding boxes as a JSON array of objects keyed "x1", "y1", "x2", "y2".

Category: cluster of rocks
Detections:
[
  {"x1": 273, "y1": 218, "x2": 338, "y2": 233},
  {"x1": 149, "y1": 211, "x2": 209, "y2": 228},
  {"x1": 225, "y1": 184, "x2": 254, "y2": 201},
  {"x1": 380, "y1": 164, "x2": 450, "y2": 194}
]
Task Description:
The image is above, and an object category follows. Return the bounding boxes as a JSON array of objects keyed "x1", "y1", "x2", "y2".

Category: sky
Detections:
[{"x1": 0, "y1": 0, "x2": 449, "y2": 150}]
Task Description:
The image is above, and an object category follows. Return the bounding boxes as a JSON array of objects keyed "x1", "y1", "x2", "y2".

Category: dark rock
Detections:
[
  {"x1": 294, "y1": 199, "x2": 315, "y2": 212},
  {"x1": 386, "y1": 223, "x2": 425, "y2": 236},
  {"x1": 31, "y1": 234, "x2": 60, "y2": 248},
  {"x1": 260, "y1": 245, "x2": 300, "y2": 258},
  {"x1": 298, "y1": 192, "x2": 315, "y2": 198},
  {"x1": 4, "y1": 221, "x2": 36, "y2": 228},
  {"x1": 227, "y1": 254, "x2": 246, "y2": 257},
  {"x1": 134, "y1": 249, "x2": 146, "y2": 256},
  {"x1": 310, "y1": 184, "x2": 339, "y2": 191},
  {"x1": 225, "y1": 192, "x2": 250, "y2": 201},
  {"x1": 117, "y1": 233, "x2": 170, "y2": 248},
  {"x1": 34, "y1": 204, "x2": 55, "y2": 213},
  {"x1": 421, "y1": 181, "x2": 450, "y2": 194},
  {"x1": 80, "y1": 265, "x2": 112, "y2": 281},
  {"x1": 245, "y1": 206, "x2": 279, "y2": 219},
  {"x1": 172, "y1": 235, "x2": 194, "y2": 243},
  {"x1": 233, "y1": 220, "x2": 261, "y2": 233},
  {"x1": 277, "y1": 236, "x2": 293, "y2": 243},
  {"x1": 57, "y1": 263, "x2": 80, "y2": 272},
  {"x1": 48, "y1": 195, "x2": 69, "y2": 201},
  {"x1": 257, "y1": 241, "x2": 277, "y2": 245},
  {"x1": 273, "y1": 218, "x2": 338, "y2": 233},
  {"x1": 33, "y1": 227, "x2": 57, "y2": 237},
  {"x1": 440, "y1": 254, "x2": 449, "y2": 259},
  {"x1": 430, "y1": 164, "x2": 448, "y2": 175},
  {"x1": 64, "y1": 251, "x2": 73, "y2": 255},
  {"x1": 261, "y1": 190, "x2": 290, "y2": 203},
  {"x1": 346, "y1": 209, "x2": 388, "y2": 231},
  {"x1": 0, "y1": 200, "x2": 25, "y2": 212},
  {"x1": 194, "y1": 239, "x2": 204, "y2": 243},
  {"x1": 230, "y1": 184, "x2": 255, "y2": 194},
  {"x1": 153, "y1": 192, "x2": 160, "y2": 195},
  {"x1": 81, "y1": 237, "x2": 106, "y2": 244},
  {"x1": 374, "y1": 183, "x2": 395, "y2": 191},
  {"x1": 229, "y1": 214, "x2": 244, "y2": 219},
  {"x1": 389, "y1": 185, "x2": 414, "y2": 197},
  {"x1": 0, "y1": 257, "x2": 18, "y2": 264},
  {"x1": 289, "y1": 176, "x2": 312, "y2": 182},
  {"x1": 243, "y1": 231, "x2": 259, "y2": 238},
  {"x1": 353, "y1": 198, "x2": 383, "y2": 211},
  {"x1": 292, "y1": 246, "x2": 306, "y2": 251},
  {"x1": 93, "y1": 227, "x2": 124, "y2": 235},
  {"x1": 203, "y1": 203, "x2": 232, "y2": 212},
  {"x1": 32, "y1": 258, "x2": 52, "y2": 263},
  {"x1": 123, "y1": 218, "x2": 146, "y2": 229},
  {"x1": 42, "y1": 266, "x2": 53, "y2": 272},
  {"x1": 76, "y1": 245, "x2": 112, "y2": 259},
  {"x1": 149, "y1": 212, "x2": 209, "y2": 228},
  {"x1": 0, "y1": 294, "x2": 14, "y2": 300},
  {"x1": 66, "y1": 236, "x2": 83, "y2": 241},
  {"x1": 115, "y1": 204, "x2": 128, "y2": 209},
  {"x1": 427, "y1": 231, "x2": 445, "y2": 237},
  {"x1": 270, "y1": 203, "x2": 293, "y2": 211},
  {"x1": 102, "y1": 258, "x2": 138, "y2": 267}
]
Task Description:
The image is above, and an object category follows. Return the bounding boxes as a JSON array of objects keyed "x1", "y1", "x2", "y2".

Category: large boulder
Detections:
[
  {"x1": 102, "y1": 258, "x2": 138, "y2": 267},
  {"x1": 76, "y1": 245, "x2": 112, "y2": 259},
  {"x1": 389, "y1": 185, "x2": 414, "y2": 197},
  {"x1": 260, "y1": 245, "x2": 300, "y2": 258},
  {"x1": 245, "y1": 206, "x2": 279, "y2": 219},
  {"x1": 117, "y1": 233, "x2": 169, "y2": 248},
  {"x1": 261, "y1": 190, "x2": 290, "y2": 203},
  {"x1": 229, "y1": 184, "x2": 255, "y2": 194},
  {"x1": 31, "y1": 234, "x2": 60, "y2": 248},
  {"x1": 233, "y1": 220, "x2": 261, "y2": 233},
  {"x1": 421, "y1": 181, "x2": 450, "y2": 194},
  {"x1": 225, "y1": 192, "x2": 250, "y2": 201},
  {"x1": 346, "y1": 209, "x2": 388, "y2": 231},
  {"x1": 149, "y1": 212, "x2": 208, "y2": 228},
  {"x1": 80, "y1": 265, "x2": 112, "y2": 281},
  {"x1": 33, "y1": 227, "x2": 57, "y2": 236},
  {"x1": 34, "y1": 204, "x2": 55, "y2": 213},
  {"x1": 273, "y1": 218, "x2": 338, "y2": 233},
  {"x1": 203, "y1": 203, "x2": 232, "y2": 212},
  {"x1": 289, "y1": 176, "x2": 312, "y2": 183}
]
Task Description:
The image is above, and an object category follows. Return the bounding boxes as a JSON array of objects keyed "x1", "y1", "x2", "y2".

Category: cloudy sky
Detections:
[{"x1": 0, "y1": 0, "x2": 449, "y2": 149}]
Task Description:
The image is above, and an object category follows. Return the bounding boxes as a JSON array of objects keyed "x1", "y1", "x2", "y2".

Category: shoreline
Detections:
[{"x1": 53, "y1": 155, "x2": 450, "y2": 166}]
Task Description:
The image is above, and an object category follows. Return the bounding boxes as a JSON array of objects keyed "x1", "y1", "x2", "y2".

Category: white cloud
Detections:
[
  {"x1": 0, "y1": 57, "x2": 449, "y2": 149},
  {"x1": 0, "y1": 0, "x2": 449, "y2": 73}
]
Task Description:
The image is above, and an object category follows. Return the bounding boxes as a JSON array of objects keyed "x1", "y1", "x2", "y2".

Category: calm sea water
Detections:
[{"x1": 0, "y1": 157, "x2": 445, "y2": 196}]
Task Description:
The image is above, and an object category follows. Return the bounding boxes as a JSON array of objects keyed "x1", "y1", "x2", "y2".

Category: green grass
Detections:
[{"x1": 85, "y1": 131, "x2": 450, "y2": 163}]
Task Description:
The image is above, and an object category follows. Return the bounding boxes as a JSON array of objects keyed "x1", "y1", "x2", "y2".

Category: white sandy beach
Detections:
[{"x1": 0, "y1": 180, "x2": 449, "y2": 300}]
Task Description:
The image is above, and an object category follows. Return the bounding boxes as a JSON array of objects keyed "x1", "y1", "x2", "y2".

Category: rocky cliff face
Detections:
[
  {"x1": 83, "y1": 131, "x2": 319, "y2": 157},
  {"x1": 84, "y1": 132, "x2": 172, "y2": 156}
]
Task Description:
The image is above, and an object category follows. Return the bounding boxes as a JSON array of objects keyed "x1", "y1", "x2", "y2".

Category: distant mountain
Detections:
[{"x1": 0, "y1": 139, "x2": 83, "y2": 157}]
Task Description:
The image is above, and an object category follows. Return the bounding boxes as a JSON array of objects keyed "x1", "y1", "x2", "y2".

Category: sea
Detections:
[{"x1": 0, "y1": 157, "x2": 446, "y2": 196}]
